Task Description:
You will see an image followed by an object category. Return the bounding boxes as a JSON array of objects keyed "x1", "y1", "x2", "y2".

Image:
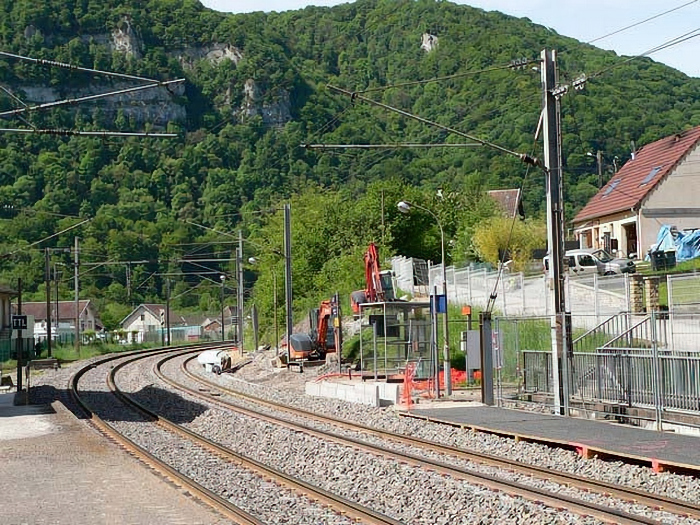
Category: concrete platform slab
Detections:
[
  {"x1": 0, "y1": 398, "x2": 228, "y2": 525},
  {"x1": 403, "y1": 404, "x2": 700, "y2": 473}
]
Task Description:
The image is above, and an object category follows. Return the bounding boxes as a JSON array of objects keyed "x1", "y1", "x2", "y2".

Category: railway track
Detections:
[
  {"x1": 150, "y1": 351, "x2": 700, "y2": 525},
  {"x1": 71, "y1": 345, "x2": 400, "y2": 525}
]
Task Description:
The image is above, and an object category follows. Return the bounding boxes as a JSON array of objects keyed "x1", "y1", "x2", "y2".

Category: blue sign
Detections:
[{"x1": 430, "y1": 294, "x2": 447, "y2": 314}]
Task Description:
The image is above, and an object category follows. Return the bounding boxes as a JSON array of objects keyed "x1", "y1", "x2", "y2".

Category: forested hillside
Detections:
[{"x1": 0, "y1": 0, "x2": 699, "y2": 333}]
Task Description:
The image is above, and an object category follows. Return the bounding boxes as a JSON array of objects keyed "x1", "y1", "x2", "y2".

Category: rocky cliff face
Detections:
[
  {"x1": 111, "y1": 16, "x2": 142, "y2": 58},
  {"x1": 171, "y1": 43, "x2": 243, "y2": 69},
  {"x1": 19, "y1": 83, "x2": 186, "y2": 127},
  {"x1": 238, "y1": 79, "x2": 292, "y2": 127},
  {"x1": 16, "y1": 17, "x2": 291, "y2": 129}
]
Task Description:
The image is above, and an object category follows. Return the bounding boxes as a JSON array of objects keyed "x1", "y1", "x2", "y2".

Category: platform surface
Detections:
[
  {"x1": 0, "y1": 393, "x2": 227, "y2": 525},
  {"x1": 405, "y1": 403, "x2": 700, "y2": 469}
]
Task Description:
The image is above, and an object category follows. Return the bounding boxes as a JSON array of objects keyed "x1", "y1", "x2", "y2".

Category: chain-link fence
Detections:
[{"x1": 418, "y1": 263, "x2": 630, "y2": 320}]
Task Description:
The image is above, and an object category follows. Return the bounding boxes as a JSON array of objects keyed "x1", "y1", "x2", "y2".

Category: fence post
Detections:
[
  {"x1": 467, "y1": 267, "x2": 472, "y2": 304},
  {"x1": 479, "y1": 311, "x2": 494, "y2": 406},
  {"x1": 667, "y1": 275, "x2": 675, "y2": 352},
  {"x1": 651, "y1": 310, "x2": 663, "y2": 430},
  {"x1": 501, "y1": 275, "x2": 507, "y2": 316},
  {"x1": 594, "y1": 274, "x2": 600, "y2": 324}
]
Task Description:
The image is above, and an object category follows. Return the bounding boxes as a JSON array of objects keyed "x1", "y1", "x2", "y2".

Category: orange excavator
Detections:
[
  {"x1": 351, "y1": 242, "x2": 396, "y2": 316},
  {"x1": 286, "y1": 299, "x2": 336, "y2": 362}
]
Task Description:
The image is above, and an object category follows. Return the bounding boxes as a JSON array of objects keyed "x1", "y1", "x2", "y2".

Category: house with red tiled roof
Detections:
[
  {"x1": 488, "y1": 189, "x2": 524, "y2": 219},
  {"x1": 573, "y1": 126, "x2": 700, "y2": 258},
  {"x1": 18, "y1": 300, "x2": 101, "y2": 342},
  {"x1": 120, "y1": 304, "x2": 223, "y2": 343}
]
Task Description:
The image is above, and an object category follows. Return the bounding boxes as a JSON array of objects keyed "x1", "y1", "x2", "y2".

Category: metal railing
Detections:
[{"x1": 507, "y1": 312, "x2": 700, "y2": 428}]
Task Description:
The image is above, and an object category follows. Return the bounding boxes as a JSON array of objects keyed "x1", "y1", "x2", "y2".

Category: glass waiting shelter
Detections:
[{"x1": 358, "y1": 301, "x2": 434, "y2": 381}]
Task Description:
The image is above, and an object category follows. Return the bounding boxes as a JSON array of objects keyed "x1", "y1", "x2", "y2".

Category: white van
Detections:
[{"x1": 543, "y1": 248, "x2": 636, "y2": 276}]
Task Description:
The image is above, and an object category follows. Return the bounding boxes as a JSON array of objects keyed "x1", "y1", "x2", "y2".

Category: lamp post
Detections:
[
  {"x1": 398, "y1": 200, "x2": 452, "y2": 396},
  {"x1": 220, "y1": 274, "x2": 226, "y2": 341}
]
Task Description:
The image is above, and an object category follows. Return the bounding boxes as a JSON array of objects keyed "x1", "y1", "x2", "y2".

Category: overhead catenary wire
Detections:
[
  {"x1": 322, "y1": 85, "x2": 540, "y2": 167},
  {"x1": 0, "y1": 128, "x2": 178, "y2": 138},
  {"x1": 354, "y1": 62, "x2": 521, "y2": 94},
  {"x1": 0, "y1": 50, "x2": 180, "y2": 85},
  {"x1": 304, "y1": 143, "x2": 483, "y2": 149},
  {"x1": 587, "y1": 0, "x2": 698, "y2": 45},
  {"x1": 0, "y1": 79, "x2": 185, "y2": 119}
]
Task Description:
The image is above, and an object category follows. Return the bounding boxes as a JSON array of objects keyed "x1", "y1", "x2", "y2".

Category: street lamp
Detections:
[
  {"x1": 249, "y1": 257, "x2": 280, "y2": 354},
  {"x1": 586, "y1": 151, "x2": 603, "y2": 188},
  {"x1": 397, "y1": 200, "x2": 452, "y2": 396},
  {"x1": 220, "y1": 274, "x2": 226, "y2": 342}
]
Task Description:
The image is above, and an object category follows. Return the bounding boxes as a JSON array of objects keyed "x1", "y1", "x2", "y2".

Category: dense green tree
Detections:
[{"x1": 0, "y1": 0, "x2": 698, "y2": 332}]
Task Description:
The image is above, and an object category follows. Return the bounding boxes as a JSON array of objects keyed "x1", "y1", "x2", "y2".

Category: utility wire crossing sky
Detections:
[{"x1": 200, "y1": 0, "x2": 700, "y2": 78}]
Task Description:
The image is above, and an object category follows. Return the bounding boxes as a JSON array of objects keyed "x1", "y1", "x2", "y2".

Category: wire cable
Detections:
[{"x1": 587, "y1": 0, "x2": 698, "y2": 45}]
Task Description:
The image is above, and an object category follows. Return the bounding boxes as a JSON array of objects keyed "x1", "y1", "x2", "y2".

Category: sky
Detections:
[{"x1": 199, "y1": 0, "x2": 700, "y2": 77}]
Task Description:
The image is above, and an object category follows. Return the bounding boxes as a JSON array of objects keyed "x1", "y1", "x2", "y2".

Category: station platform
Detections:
[
  {"x1": 0, "y1": 392, "x2": 227, "y2": 525},
  {"x1": 400, "y1": 401, "x2": 700, "y2": 474}
]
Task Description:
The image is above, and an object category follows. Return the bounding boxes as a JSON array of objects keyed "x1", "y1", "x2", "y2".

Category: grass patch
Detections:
[{"x1": 34, "y1": 342, "x2": 160, "y2": 364}]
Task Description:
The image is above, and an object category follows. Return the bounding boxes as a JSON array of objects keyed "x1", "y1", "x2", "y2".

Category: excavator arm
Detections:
[{"x1": 351, "y1": 242, "x2": 395, "y2": 315}]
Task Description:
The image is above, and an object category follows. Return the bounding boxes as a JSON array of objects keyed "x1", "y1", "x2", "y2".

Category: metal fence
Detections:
[
  {"x1": 498, "y1": 312, "x2": 700, "y2": 429},
  {"x1": 668, "y1": 273, "x2": 700, "y2": 313},
  {"x1": 391, "y1": 256, "x2": 429, "y2": 297},
  {"x1": 392, "y1": 258, "x2": 700, "y2": 426},
  {"x1": 0, "y1": 338, "x2": 37, "y2": 362},
  {"x1": 421, "y1": 263, "x2": 629, "y2": 321}
]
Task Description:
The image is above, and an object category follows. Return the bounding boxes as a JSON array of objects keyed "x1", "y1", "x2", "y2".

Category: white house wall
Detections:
[
  {"x1": 123, "y1": 310, "x2": 161, "y2": 334},
  {"x1": 641, "y1": 144, "x2": 700, "y2": 250},
  {"x1": 574, "y1": 210, "x2": 637, "y2": 257}
]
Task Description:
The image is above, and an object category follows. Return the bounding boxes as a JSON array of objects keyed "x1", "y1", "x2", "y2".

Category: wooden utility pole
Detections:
[{"x1": 541, "y1": 49, "x2": 569, "y2": 415}]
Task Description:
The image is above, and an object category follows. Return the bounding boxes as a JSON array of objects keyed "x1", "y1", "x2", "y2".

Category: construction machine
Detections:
[
  {"x1": 279, "y1": 299, "x2": 337, "y2": 367},
  {"x1": 351, "y1": 242, "x2": 396, "y2": 316}
]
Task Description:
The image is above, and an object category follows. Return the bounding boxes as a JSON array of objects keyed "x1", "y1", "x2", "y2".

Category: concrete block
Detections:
[
  {"x1": 377, "y1": 383, "x2": 400, "y2": 405},
  {"x1": 305, "y1": 382, "x2": 321, "y2": 397}
]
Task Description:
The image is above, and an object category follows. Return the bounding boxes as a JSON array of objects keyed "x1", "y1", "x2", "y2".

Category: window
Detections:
[
  {"x1": 592, "y1": 249, "x2": 613, "y2": 262},
  {"x1": 603, "y1": 178, "x2": 621, "y2": 196},
  {"x1": 578, "y1": 254, "x2": 596, "y2": 267},
  {"x1": 640, "y1": 166, "x2": 662, "y2": 186},
  {"x1": 140, "y1": 313, "x2": 145, "y2": 321}
]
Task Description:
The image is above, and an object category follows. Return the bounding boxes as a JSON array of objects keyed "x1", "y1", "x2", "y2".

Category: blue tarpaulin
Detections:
[{"x1": 649, "y1": 225, "x2": 700, "y2": 262}]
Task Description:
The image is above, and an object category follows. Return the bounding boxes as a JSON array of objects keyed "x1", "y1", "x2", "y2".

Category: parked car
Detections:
[{"x1": 543, "y1": 248, "x2": 636, "y2": 276}]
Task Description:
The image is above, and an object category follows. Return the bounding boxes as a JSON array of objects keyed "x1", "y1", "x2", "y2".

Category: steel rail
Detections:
[
  {"x1": 109, "y1": 351, "x2": 401, "y2": 525},
  {"x1": 169, "y1": 354, "x2": 699, "y2": 524},
  {"x1": 69, "y1": 343, "x2": 262, "y2": 525}
]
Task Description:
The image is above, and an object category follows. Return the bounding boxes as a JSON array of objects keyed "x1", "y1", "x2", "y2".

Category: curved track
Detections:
[
  {"x1": 71, "y1": 345, "x2": 401, "y2": 525},
  {"x1": 154, "y1": 352, "x2": 700, "y2": 525}
]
